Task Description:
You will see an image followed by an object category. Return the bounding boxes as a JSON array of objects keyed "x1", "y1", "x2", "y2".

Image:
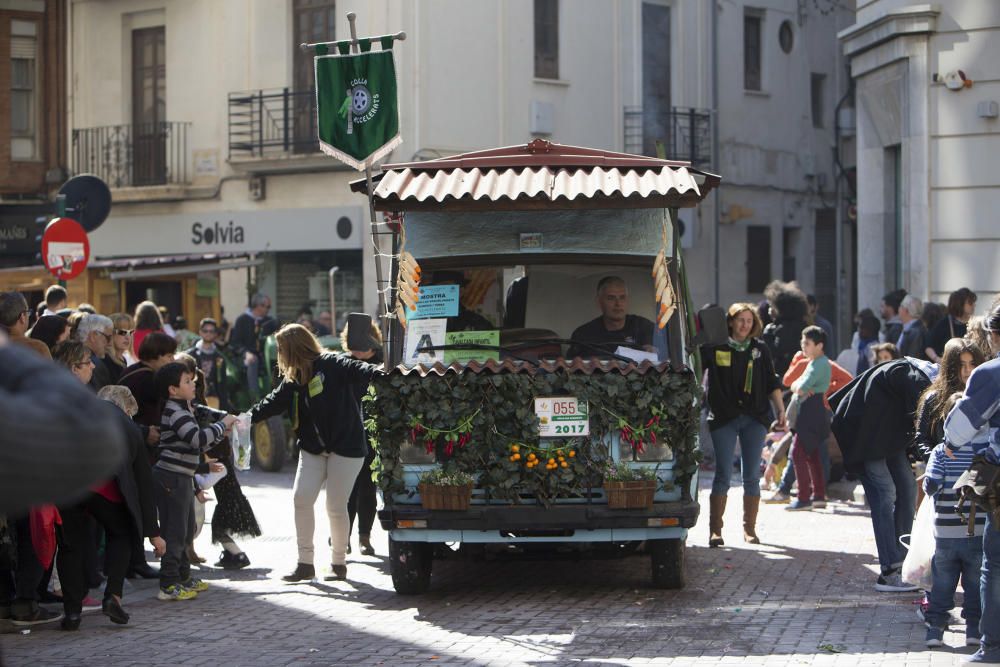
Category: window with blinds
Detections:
[
  {"x1": 10, "y1": 19, "x2": 39, "y2": 160},
  {"x1": 534, "y1": 0, "x2": 558, "y2": 80}
]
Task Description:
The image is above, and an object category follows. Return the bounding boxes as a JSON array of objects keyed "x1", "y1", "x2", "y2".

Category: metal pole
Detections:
[
  {"x1": 346, "y1": 11, "x2": 391, "y2": 368},
  {"x1": 327, "y1": 266, "x2": 339, "y2": 332}
]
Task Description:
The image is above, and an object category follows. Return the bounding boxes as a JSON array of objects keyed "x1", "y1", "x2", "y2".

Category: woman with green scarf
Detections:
[{"x1": 701, "y1": 303, "x2": 786, "y2": 548}]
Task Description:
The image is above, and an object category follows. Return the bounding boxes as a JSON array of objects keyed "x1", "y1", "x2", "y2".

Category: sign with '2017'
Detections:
[{"x1": 535, "y1": 397, "x2": 590, "y2": 437}]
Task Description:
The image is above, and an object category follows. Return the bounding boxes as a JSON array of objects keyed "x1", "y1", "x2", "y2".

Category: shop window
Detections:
[
  {"x1": 11, "y1": 20, "x2": 39, "y2": 161},
  {"x1": 534, "y1": 0, "x2": 558, "y2": 79},
  {"x1": 747, "y1": 225, "x2": 771, "y2": 294},
  {"x1": 744, "y1": 9, "x2": 762, "y2": 92}
]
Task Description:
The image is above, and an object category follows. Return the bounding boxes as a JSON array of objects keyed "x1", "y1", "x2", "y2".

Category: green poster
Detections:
[
  {"x1": 444, "y1": 330, "x2": 500, "y2": 365},
  {"x1": 315, "y1": 49, "x2": 401, "y2": 170}
]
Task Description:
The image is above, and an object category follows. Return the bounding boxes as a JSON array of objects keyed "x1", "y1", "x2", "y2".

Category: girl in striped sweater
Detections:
[{"x1": 922, "y1": 391, "x2": 989, "y2": 649}]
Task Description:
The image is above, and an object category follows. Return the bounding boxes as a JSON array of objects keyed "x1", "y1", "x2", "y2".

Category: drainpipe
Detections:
[
  {"x1": 833, "y1": 77, "x2": 855, "y2": 348},
  {"x1": 711, "y1": 0, "x2": 720, "y2": 305},
  {"x1": 327, "y1": 266, "x2": 340, "y2": 333}
]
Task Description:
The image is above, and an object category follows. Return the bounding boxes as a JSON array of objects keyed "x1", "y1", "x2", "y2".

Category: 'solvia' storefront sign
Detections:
[{"x1": 89, "y1": 207, "x2": 361, "y2": 258}]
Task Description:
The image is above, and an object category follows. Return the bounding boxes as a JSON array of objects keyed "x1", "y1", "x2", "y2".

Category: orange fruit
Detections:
[
  {"x1": 547, "y1": 458, "x2": 555, "y2": 465},
  {"x1": 560, "y1": 462, "x2": 568, "y2": 468},
  {"x1": 569, "y1": 451, "x2": 576, "y2": 457},
  {"x1": 511, "y1": 444, "x2": 520, "y2": 453}
]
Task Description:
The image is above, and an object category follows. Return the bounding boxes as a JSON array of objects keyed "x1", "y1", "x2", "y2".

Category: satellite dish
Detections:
[{"x1": 58, "y1": 174, "x2": 112, "y2": 233}]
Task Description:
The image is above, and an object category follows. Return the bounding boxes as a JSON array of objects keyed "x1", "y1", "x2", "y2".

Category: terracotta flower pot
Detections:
[
  {"x1": 603, "y1": 479, "x2": 657, "y2": 509},
  {"x1": 418, "y1": 482, "x2": 473, "y2": 510}
]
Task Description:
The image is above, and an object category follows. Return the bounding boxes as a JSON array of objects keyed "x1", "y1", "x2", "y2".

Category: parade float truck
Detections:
[{"x1": 353, "y1": 140, "x2": 721, "y2": 594}]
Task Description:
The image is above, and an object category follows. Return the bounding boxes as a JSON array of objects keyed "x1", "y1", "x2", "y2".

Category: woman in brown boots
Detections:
[{"x1": 701, "y1": 303, "x2": 786, "y2": 547}]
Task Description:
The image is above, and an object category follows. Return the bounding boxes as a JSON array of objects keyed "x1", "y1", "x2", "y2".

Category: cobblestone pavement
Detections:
[{"x1": 0, "y1": 467, "x2": 979, "y2": 667}]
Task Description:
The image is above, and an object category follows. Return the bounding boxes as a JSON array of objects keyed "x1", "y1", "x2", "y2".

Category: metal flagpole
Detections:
[{"x1": 346, "y1": 12, "x2": 392, "y2": 369}]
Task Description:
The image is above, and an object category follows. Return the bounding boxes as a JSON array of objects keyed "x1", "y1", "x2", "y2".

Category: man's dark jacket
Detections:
[
  {"x1": 109, "y1": 408, "x2": 159, "y2": 539},
  {"x1": 828, "y1": 358, "x2": 931, "y2": 472},
  {"x1": 897, "y1": 320, "x2": 928, "y2": 360}
]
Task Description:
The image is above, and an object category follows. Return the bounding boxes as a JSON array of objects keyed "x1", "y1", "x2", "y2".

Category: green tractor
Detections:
[{"x1": 221, "y1": 331, "x2": 342, "y2": 472}]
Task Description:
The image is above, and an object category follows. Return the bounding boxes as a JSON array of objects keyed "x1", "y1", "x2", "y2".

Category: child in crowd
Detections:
[
  {"x1": 152, "y1": 362, "x2": 236, "y2": 601},
  {"x1": 785, "y1": 326, "x2": 832, "y2": 511},
  {"x1": 762, "y1": 421, "x2": 791, "y2": 491},
  {"x1": 921, "y1": 392, "x2": 987, "y2": 649}
]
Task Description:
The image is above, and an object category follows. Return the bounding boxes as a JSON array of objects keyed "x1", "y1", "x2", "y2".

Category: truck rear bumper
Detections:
[{"x1": 378, "y1": 499, "x2": 699, "y2": 544}]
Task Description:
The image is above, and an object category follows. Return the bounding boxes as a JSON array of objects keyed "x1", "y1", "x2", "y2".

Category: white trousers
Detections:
[{"x1": 292, "y1": 449, "x2": 365, "y2": 566}]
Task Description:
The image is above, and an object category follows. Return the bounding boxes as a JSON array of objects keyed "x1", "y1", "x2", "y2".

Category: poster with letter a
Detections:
[{"x1": 403, "y1": 318, "x2": 447, "y2": 366}]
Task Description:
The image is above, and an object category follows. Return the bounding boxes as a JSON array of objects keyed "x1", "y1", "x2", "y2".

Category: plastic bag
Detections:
[
  {"x1": 900, "y1": 498, "x2": 936, "y2": 590},
  {"x1": 231, "y1": 413, "x2": 252, "y2": 471}
]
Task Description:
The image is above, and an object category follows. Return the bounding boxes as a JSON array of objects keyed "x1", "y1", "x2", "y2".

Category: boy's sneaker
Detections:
[
  {"x1": 812, "y1": 498, "x2": 827, "y2": 509},
  {"x1": 157, "y1": 584, "x2": 197, "y2": 601},
  {"x1": 925, "y1": 625, "x2": 945, "y2": 648},
  {"x1": 915, "y1": 595, "x2": 929, "y2": 622},
  {"x1": 81, "y1": 596, "x2": 102, "y2": 612},
  {"x1": 180, "y1": 578, "x2": 209, "y2": 593},
  {"x1": 764, "y1": 490, "x2": 791, "y2": 504},
  {"x1": 786, "y1": 499, "x2": 812, "y2": 511},
  {"x1": 875, "y1": 570, "x2": 919, "y2": 592}
]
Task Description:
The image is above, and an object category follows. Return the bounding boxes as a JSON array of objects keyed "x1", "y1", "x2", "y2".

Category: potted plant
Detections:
[
  {"x1": 418, "y1": 468, "x2": 475, "y2": 510},
  {"x1": 603, "y1": 461, "x2": 658, "y2": 509}
]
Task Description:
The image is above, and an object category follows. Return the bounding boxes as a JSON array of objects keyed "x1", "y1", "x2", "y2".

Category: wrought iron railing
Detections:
[
  {"x1": 228, "y1": 88, "x2": 320, "y2": 158},
  {"x1": 623, "y1": 106, "x2": 713, "y2": 168},
  {"x1": 72, "y1": 122, "x2": 191, "y2": 188}
]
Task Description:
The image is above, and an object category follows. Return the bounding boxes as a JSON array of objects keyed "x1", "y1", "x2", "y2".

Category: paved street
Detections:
[{"x1": 0, "y1": 467, "x2": 976, "y2": 667}]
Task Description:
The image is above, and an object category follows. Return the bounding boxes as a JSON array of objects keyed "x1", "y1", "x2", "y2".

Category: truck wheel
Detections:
[
  {"x1": 389, "y1": 538, "x2": 432, "y2": 594},
  {"x1": 252, "y1": 416, "x2": 287, "y2": 472},
  {"x1": 649, "y1": 538, "x2": 685, "y2": 589}
]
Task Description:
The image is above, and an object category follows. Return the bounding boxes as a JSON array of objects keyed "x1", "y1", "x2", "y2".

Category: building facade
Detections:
[
  {"x1": 0, "y1": 0, "x2": 68, "y2": 306},
  {"x1": 841, "y1": 1, "x2": 1000, "y2": 315},
  {"x1": 63, "y1": 0, "x2": 852, "y2": 337}
]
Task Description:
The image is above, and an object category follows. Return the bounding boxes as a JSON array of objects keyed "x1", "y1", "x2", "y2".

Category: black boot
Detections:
[
  {"x1": 60, "y1": 612, "x2": 82, "y2": 631},
  {"x1": 102, "y1": 595, "x2": 129, "y2": 625},
  {"x1": 215, "y1": 551, "x2": 251, "y2": 570},
  {"x1": 128, "y1": 562, "x2": 159, "y2": 579},
  {"x1": 281, "y1": 563, "x2": 315, "y2": 582}
]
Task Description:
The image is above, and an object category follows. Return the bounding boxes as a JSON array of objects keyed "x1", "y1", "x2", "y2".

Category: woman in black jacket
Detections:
[
  {"x1": 51, "y1": 345, "x2": 164, "y2": 630},
  {"x1": 249, "y1": 324, "x2": 380, "y2": 583},
  {"x1": 702, "y1": 303, "x2": 786, "y2": 548}
]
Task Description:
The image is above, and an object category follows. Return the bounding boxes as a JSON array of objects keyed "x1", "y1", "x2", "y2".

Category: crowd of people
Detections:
[
  {"x1": 700, "y1": 279, "x2": 1000, "y2": 662},
  {"x1": 0, "y1": 286, "x2": 381, "y2": 634}
]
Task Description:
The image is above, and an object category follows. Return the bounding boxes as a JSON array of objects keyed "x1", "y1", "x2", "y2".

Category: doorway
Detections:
[
  {"x1": 132, "y1": 26, "x2": 166, "y2": 185},
  {"x1": 125, "y1": 280, "x2": 182, "y2": 324}
]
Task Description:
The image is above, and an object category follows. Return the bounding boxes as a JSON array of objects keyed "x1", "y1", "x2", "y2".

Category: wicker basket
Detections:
[
  {"x1": 418, "y1": 483, "x2": 473, "y2": 511},
  {"x1": 603, "y1": 479, "x2": 657, "y2": 509}
]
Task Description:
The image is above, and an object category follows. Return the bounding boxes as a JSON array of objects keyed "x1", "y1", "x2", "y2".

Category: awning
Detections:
[
  {"x1": 351, "y1": 140, "x2": 720, "y2": 212},
  {"x1": 89, "y1": 252, "x2": 262, "y2": 280}
]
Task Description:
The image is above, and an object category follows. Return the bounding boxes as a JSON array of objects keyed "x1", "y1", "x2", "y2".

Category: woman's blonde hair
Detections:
[
  {"x1": 98, "y1": 385, "x2": 138, "y2": 417},
  {"x1": 726, "y1": 302, "x2": 764, "y2": 339},
  {"x1": 276, "y1": 323, "x2": 322, "y2": 384},
  {"x1": 110, "y1": 312, "x2": 134, "y2": 330}
]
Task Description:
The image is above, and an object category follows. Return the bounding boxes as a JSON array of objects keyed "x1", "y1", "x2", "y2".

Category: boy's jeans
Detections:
[
  {"x1": 925, "y1": 535, "x2": 982, "y2": 633},
  {"x1": 153, "y1": 468, "x2": 195, "y2": 588},
  {"x1": 983, "y1": 512, "x2": 1000, "y2": 649},
  {"x1": 710, "y1": 414, "x2": 767, "y2": 497},
  {"x1": 857, "y1": 451, "x2": 916, "y2": 573}
]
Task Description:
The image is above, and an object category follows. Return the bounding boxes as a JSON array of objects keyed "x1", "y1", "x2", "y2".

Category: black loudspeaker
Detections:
[
  {"x1": 58, "y1": 174, "x2": 112, "y2": 233},
  {"x1": 346, "y1": 312, "x2": 376, "y2": 351}
]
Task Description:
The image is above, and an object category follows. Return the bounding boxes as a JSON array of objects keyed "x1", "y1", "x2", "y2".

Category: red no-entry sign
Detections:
[{"x1": 42, "y1": 217, "x2": 90, "y2": 280}]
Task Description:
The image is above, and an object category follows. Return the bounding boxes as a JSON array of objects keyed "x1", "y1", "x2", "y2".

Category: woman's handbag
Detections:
[{"x1": 900, "y1": 498, "x2": 936, "y2": 590}]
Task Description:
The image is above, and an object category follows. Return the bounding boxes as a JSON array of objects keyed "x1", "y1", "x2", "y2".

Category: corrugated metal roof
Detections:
[
  {"x1": 351, "y1": 140, "x2": 720, "y2": 211},
  {"x1": 371, "y1": 164, "x2": 705, "y2": 205},
  {"x1": 390, "y1": 358, "x2": 686, "y2": 377}
]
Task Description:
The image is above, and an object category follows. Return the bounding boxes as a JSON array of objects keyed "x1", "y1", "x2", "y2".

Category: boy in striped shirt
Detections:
[
  {"x1": 153, "y1": 362, "x2": 236, "y2": 601},
  {"x1": 923, "y1": 392, "x2": 989, "y2": 649}
]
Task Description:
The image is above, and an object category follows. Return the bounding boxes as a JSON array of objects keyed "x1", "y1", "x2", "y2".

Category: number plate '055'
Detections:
[{"x1": 534, "y1": 397, "x2": 590, "y2": 437}]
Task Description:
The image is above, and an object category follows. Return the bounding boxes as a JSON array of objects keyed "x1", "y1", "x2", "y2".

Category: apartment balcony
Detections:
[
  {"x1": 72, "y1": 122, "x2": 192, "y2": 188},
  {"x1": 227, "y1": 88, "x2": 348, "y2": 174},
  {"x1": 623, "y1": 106, "x2": 713, "y2": 169}
]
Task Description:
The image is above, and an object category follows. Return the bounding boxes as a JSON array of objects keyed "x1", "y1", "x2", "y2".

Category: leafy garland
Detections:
[{"x1": 366, "y1": 368, "x2": 701, "y2": 506}]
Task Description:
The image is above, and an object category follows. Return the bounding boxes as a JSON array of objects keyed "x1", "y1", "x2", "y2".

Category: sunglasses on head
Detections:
[{"x1": 115, "y1": 329, "x2": 134, "y2": 336}]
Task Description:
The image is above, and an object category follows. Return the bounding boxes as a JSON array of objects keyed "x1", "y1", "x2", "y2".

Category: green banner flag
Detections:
[{"x1": 315, "y1": 50, "x2": 401, "y2": 170}]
